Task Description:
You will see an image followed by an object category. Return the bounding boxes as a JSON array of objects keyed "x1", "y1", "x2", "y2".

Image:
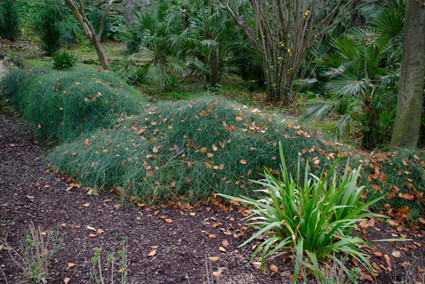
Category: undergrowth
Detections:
[
  {"x1": 48, "y1": 96, "x2": 328, "y2": 202},
  {"x1": 1, "y1": 68, "x2": 145, "y2": 144},
  {"x1": 1, "y1": 68, "x2": 424, "y2": 221}
]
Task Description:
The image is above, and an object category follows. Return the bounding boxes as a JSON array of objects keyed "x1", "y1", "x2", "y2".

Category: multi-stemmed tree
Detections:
[{"x1": 218, "y1": 0, "x2": 352, "y2": 103}]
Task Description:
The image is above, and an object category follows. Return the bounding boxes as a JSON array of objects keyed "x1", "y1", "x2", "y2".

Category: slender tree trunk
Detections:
[
  {"x1": 125, "y1": 0, "x2": 133, "y2": 27},
  {"x1": 210, "y1": 48, "x2": 218, "y2": 87},
  {"x1": 391, "y1": 0, "x2": 425, "y2": 147}
]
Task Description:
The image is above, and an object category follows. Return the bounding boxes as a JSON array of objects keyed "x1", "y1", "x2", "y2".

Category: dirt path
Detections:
[{"x1": 0, "y1": 114, "x2": 424, "y2": 284}]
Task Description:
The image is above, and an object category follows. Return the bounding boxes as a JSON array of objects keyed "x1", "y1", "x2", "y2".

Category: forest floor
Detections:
[{"x1": 0, "y1": 113, "x2": 425, "y2": 284}]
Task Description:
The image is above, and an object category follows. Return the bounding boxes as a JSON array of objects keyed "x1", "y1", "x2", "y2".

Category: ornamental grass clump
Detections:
[
  {"x1": 48, "y1": 97, "x2": 328, "y2": 202},
  {"x1": 220, "y1": 143, "x2": 388, "y2": 283},
  {"x1": 1, "y1": 68, "x2": 145, "y2": 143}
]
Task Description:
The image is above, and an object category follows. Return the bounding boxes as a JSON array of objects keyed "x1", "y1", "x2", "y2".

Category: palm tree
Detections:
[
  {"x1": 176, "y1": 0, "x2": 249, "y2": 88},
  {"x1": 304, "y1": 1, "x2": 404, "y2": 149},
  {"x1": 119, "y1": 2, "x2": 187, "y2": 91}
]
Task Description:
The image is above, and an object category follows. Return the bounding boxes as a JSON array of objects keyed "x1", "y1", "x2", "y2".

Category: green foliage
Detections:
[
  {"x1": 1, "y1": 68, "x2": 145, "y2": 143},
  {"x1": 118, "y1": 1, "x2": 259, "y2": 91},
  {"x1": 86, "y1": 5, "x2": 125, "y2": 41},
  {"x1": 305, "y1": 0, "x2": 405, "y2": 149},
  {"x1": 53, "y1": 52, "x2": 77, "y2": 70},
  {"x1": 39, "y1": 5, "x2": 62, "y2": 56},
  {"x1": 305, "y1": 33, "x2": 399, "y2": 149},
  {"x1": 48, "y1": 96, "x2": 327, "y2": 202},
  {"x1": 0, "y1": 0, "x2": 20, "y2": 41},
  {"x1": 219, "y1": 145, "x2": 387, "y2": 283}
]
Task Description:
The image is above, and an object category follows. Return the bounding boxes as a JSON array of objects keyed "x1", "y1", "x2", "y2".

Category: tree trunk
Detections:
[
  {"x1": 210, "y1": 48, "x2": 218, "y2": 87},
  {"x1": 64, "y1": 0, "x2": 112, "y2": 69},
  {"x1": 125, "y1": 0, "x2": 133, "y2": 27},
  {"x1": 391, "y1": 0, "x2": 425, "y2": 147}
]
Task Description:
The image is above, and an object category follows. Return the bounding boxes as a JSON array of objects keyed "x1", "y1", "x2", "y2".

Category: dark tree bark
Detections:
[{"x1": 391, "y1": 0, "x2": 425, "y2": 147}]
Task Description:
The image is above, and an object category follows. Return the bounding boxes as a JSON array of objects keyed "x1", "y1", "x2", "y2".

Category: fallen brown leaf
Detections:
[
  {"x1": 384, "y1": 254, "x2": 393, "y2": 267},
  {"x1": 270, "y1": 264, "x2": 279, "y2": 273},
  {"x1": 210, "y1": 257, "x2": 219, "y2": 262},
  {"x1": 148, "y1": 250, "x2": 157, "y2": 257},
  {"x1": 392, "y1": 250, "x2": 401, "y2": 258}
]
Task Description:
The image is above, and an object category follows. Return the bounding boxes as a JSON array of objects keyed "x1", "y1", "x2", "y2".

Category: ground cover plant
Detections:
[
  {"x1": 1, "y1": 68, "x2": 145, "y2": 144},
  {"x1": 48, "y1": 96, "x2": 328, "y2": 203}
]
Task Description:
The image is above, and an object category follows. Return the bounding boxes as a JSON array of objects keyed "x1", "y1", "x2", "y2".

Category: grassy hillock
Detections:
[{"x1": 2, "y1": 68, "x2": 424, "y2": 222}]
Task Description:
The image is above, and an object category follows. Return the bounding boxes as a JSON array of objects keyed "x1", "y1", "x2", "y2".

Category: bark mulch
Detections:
[{"x1": 0, "y1": 113, "x2": 424, "y2": 284}]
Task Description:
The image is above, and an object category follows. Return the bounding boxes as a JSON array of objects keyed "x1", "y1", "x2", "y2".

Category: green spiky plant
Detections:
[{"x1": 219, "y1": 142, "x2": 392, "y2": 283}]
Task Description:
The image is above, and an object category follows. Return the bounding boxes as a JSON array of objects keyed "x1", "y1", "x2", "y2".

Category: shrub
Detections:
[
  {"x1": 0, "y1": 0, "x2": 20, "y2": 41},
  {"x1": 219, "y1": 145, "x2": 389, "y2": 283},
  {"x1": 53, "y1": 52, "x2": 76, "y2": 70},
  {"x1": 48, "y1": 96, "x2": 329, "y2": 202},
  {"x1": 1, "y1": 68, "x2": 145, "y2": 143},
  {"x1": 38, "y1": 5, "x2": 62, "y2": 56}
]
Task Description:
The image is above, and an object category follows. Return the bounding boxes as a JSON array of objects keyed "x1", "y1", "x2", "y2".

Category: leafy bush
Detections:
[
  {"x1": 86, "y1": 6, "x2": 124, "y2": 41},
  {"x1": 125, "y1": 35, "x2": 142, "y2": 54},
  {"x1": 219, "y1": 145, "x2": 388, "y2": 283},
  {"x1": 38, "y1": 5, "x2": 62, "y2": 56},
  {"x1": 0, "y1": 0, "x2": 20, "y2": 41},
  {"x1": 53, "y1": 52, "x2": 76, "y2": 70},
  {"x1": 1, "y1": 68, "x2": 145, "y2": 143}
]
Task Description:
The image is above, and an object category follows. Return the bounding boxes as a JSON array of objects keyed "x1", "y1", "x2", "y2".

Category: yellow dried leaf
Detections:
[
  {"x1": 89, "y1": 234, "x2": 97, "y2": 238},
  {"x1": 210, "y1": 257, "x2": 219, "y2": 262},
  {"x1": 240, "y1": 159, "x2": 247, "y2": 165},
  {"x1": 83, "y1": 203, "x2": 90, "y2": 207},
  {"x1": 219, "y1": 247, "x2": 227, "y2": 253},
  {"x1": 148, "y1": 250, "x2": 157, "y2": 257},
  {"x1": 97, "y1": 229, "x2": 104, "y2": 234},
  {"x1": 165, "y1": 219, "x2": 173, "y2": 223},
  {"x1": 222, "y1": 240, "x2": 229, "y2": 247},
  {"x1": 200, "y1": 147, "x2": 208, "y2": 153},
  {"x1": 67, "y1": 263, "x2": 76, "y2": 268}
]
